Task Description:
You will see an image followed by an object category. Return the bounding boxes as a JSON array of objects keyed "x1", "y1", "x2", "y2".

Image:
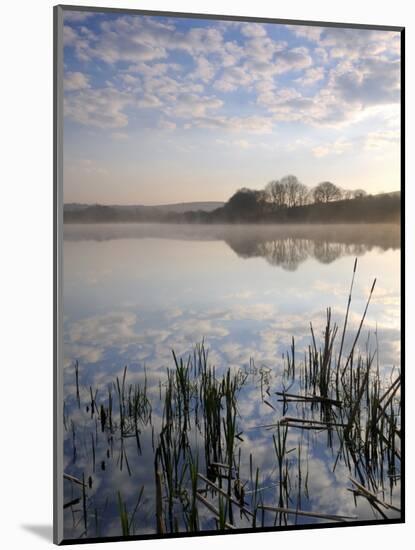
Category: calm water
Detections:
[{"x1": 62, "y1": 223, "x2": 401, "y2": 539}]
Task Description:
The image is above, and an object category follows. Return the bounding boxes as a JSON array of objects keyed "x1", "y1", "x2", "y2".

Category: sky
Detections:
[{"x1": 62, "y1": 10, "x2": 401, "y2": 205}]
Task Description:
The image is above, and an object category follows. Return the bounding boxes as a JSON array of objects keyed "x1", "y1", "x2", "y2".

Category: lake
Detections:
[{"x1": 62, "y1": 223, "x2": 401, "y2": 539}]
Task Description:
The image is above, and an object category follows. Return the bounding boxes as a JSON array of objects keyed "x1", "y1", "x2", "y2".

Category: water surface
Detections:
[{"x1": 62, "y1": 223, "x2": 401, "y2": 539}]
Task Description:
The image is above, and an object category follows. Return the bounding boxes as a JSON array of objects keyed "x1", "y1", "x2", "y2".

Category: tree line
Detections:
[
  {"x1": 243, "y1": 175, "x2": 367, "y2": 210},
  {"x1": 64, "y1": 176, "x2": 400, "y2": 225}
]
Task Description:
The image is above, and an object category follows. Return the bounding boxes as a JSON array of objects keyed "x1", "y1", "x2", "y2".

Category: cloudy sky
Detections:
[{"x1": 63, "y1": 10, "x2": 401, "y2": 205}]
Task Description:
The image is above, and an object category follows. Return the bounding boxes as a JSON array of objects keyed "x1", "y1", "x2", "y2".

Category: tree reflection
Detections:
[
  {"x1": 64, "y1": 223, "x2": 400, "y2": 272},
  {"x1": 227, "y1": 237, "x2": 370, "y2": 271}
]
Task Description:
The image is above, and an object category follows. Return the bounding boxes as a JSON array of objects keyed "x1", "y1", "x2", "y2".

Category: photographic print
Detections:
[{"x1": 54, "y1": 5, "x2": 404, "y2": 544}]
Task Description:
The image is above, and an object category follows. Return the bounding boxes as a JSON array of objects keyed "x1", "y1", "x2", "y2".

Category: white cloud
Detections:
[
  {"x1": 63, "y1": 24, "x2": 91, "y2": 61},
  {"x1": 290, "y1": 25, "x2": 400, "y2": 60},
  {"x1": 72, "y1": 16, "x2": 172, "y2": 63},
  {"x1": 136, "y1": 94, "x2": 162, "y2": 108},
  {"x1": 157, "y1": 118, "x2": 177, "y2": 130},
  {"x1": 258, "y1": 55, "x2": 399, "y2": 127},
  {"x1": 329, "y1": 57, "x2": 400, "y2": 106},
  {"x1": 191, "y1": 56, "x2": 217, "y2": 82},
  {"x1": 273, "y1": 46, "x2": 313, "y2": 73},
  {"x1": 312, "y1": 138, "x2": 353, "y2": 157},
  {"x1": 322, "y1": 28, "x2": 400, "y2": 60},
  {"x1": 364, "y1": 129, "x2": 399, "y2": 151},
  {"x1": 239, "y1": 22, "x2": 267, "y2": 38},
  {"x1": 64, "y1": 87, "x2": 132, "y2": 128},
  {"x1": 63, "y1": 24, "x2": 77, "y2": 46},
  {"x1": 170, "y1": 93, "x2": 223, "y2": 118},
  {"x1": 65, "y1": 16, "x2": 226, "y2": 65},
  {"x1": 64, "y1": 11, "x2": 95, "y2": 23},
  {"x1": 213, "y1": 66, "x2": 254, "y2": 92},
  {"x1": 63, "y1": 15, "x2": 401, "y2": 133},
  {"x1": 190, "y1": 114, "x2": 274, "y2": 134},
  {"x1": 120, "y1": 73, "x2": 139, "y2": 86},
  {"x1": 66, "y1": 311, "x2": 138, "y2": 363},
  {"x1": 290, "y1": 25, "x2": 323, "y2": 42},
  {"x1": 247, "y1": 35, "x2": 285, "y2": 64},
  {"x1": 64, "y1": 71, "x2": 90, "y2": 91},
  {"x1": 296, "y1": 66, "x2": 325, "y2": 87}
]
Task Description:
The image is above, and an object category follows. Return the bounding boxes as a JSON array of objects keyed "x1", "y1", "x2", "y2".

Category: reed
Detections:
[{"x1": 63, "y1": 260, "x2": 400, "y2": 537}]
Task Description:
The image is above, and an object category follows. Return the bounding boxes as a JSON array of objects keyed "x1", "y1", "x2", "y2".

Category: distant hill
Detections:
[
  {"x1": 64, "y1": 201, "x2": 224, "y2": 214},
  {"x1": 151, "y1": 202, "x2": 225, "y2": 213}
]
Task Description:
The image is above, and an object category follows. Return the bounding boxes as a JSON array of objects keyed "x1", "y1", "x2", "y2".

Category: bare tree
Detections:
[
  {"x1": 353, "y1": 189, "x2": 367, "y2": 199},
  {"x1": 281, "y1": 175, "x2": 302, "y2": 207},
  {"x1": 313, "y1": 181, "x2": 342, "y2": 204},
  {"x1": 297, "y1": 183, "x2": 309, "y2": 206},
  {"x1": 265, "y1": 180, "x2": 287, "y2": 207},
  {"x1": 342, "y1": 189, "x2": 354, "y2": 200}
]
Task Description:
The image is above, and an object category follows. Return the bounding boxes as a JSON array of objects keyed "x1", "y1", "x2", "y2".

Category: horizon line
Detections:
[{"x1": 64, "y1": 189, "x2": 401, "y2": 208}]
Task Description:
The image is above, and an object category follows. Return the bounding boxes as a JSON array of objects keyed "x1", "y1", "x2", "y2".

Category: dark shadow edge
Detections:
[{"x1": 57, "y1": 518, "x2": 405, "y2": 545}]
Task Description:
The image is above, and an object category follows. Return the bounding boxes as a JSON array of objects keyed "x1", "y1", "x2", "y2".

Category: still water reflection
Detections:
[{"x1": 62, "y1": 224, "x2": 401, "y2": 539}]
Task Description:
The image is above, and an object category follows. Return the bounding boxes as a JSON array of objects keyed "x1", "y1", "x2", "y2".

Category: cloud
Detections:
[
  {"x1": 64, "y1": 71, "x2": 90, "y2": 91},
  {"x1": 267, "y1": 26, "x2": 401, "y2": 126},
  {"x1": 321, "y1": 28, "x2": 401, "y2": 59},
  {"x1": 329, "y1": 57, "x2": 400, "y2": 106},
  {"x1": 258, "y1": 55, "x2": 399, "y2": 127},
  {"x1": 296, "y1": 66, "x2": 325, "y2": 87},
  {"x1": 245, "y1": 35, "x2": 286, "y2": 64},
  {"x1": 312, "y1": 138, "x2": 353, "y2": 157},
  {"x1": 191, "y1": 56, "x2": 217, "y2": 82},
  {"x1": 64, "y1": 11, "x2": 96, "y2": 23},
  {"x1": 87, "y1": 16, "x2": 173, "y2": 63},
  {"x1": 63, "y1": 24, "x2": 77, "y2": 46},
  {"x1": 290, "y1": 25, "x2": 400, "y2": 60},
  {"x1": 63, "y1": 24, "x2": 92, "y2": 61},
  {"x1": 65, "y1": 15, "x2": 226, "y2": 65},
  {"x1": 63, "y1": 14, "x2": 401, "y2": 133},
  {"x1": 184, "y1": 26, "x2": 224, "y2": 54},
  {"x1": 290, "y1": 25, "x2": 323, "y2": 42},
  {"x1": 239, "y1": 22, "x2": 267, "y2": 38},
  {"x1": 65, "y1": 311, "x2": 138, "y2": 365},
  {"x1": 157, "y1": 118, "x2": 177, "y2": 130},
  {"x1": 136, "y1": 94, "x2": 162, "y2": 108},
  {"x1": 190, "y1": 114, "x2": 274, "y2": 134},
  {"x1": 119, "y1": 73, "x2": 139, "y2": 87},
  {"x1": 170, "y1": 318, "x2": 229, "y2": 340},
  {"x1": 364, "y1": 129, "x2": 399, "y2": 151},
  {"x1": 272, "y1": 47, "x2": 313, "y2": 74},
  {"x1": 213, "y1": 66, "x2": 254, "y2": 92},
  {"x1": 170, "y1": 93, "x2": 223, "y2": 118},
  {"x1": 64, "y1": 87, "x2": 132, "y2": 128}
]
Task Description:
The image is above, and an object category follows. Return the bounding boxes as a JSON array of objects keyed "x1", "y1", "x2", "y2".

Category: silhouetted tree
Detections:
[
  {"x1": 297, "y1": 183, "x2": 310, "y2": 206},
  {"x1": 353, "y1": 189, "x2": 367, "y2": 199},
  {"x1": 281, "y1": 175, "x2": 302, "y2": 207},
  {"x1": 225, "y1": 188, "x2": 264, "y2": 219},
  {"x1": 265, "y1": 180, "x2": 287, "y2": 207},
  {"x1": 313, "y1": 181, "x2": 342, "y2": 203},
  {"x1": 342, "y1": 189, "x2": 354, "y2": 200}
]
